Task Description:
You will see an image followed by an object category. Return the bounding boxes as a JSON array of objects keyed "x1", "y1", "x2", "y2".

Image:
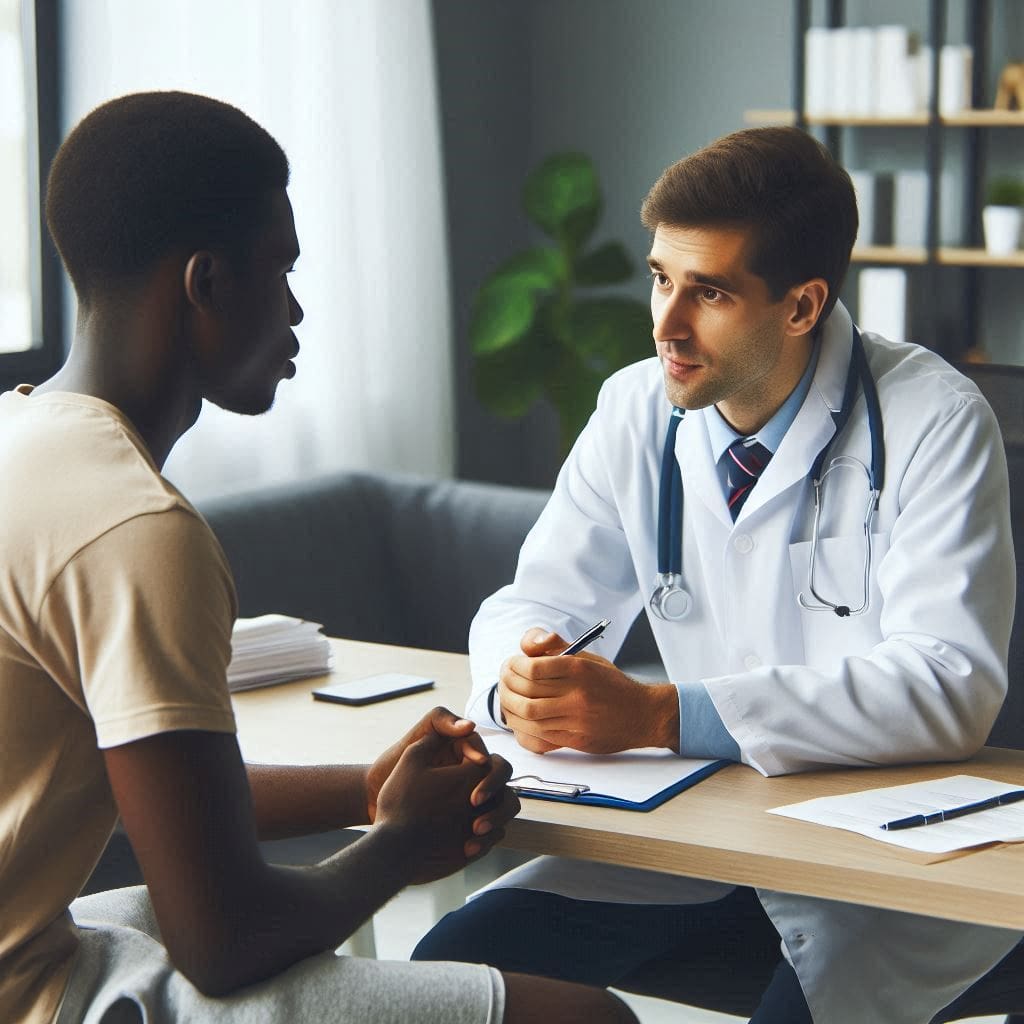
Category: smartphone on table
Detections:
[{"x1": 312, "y1": 673, "x2": 434, "y2": 706}]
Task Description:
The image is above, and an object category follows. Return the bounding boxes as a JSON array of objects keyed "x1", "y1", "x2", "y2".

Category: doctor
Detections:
[{"x1": 413, "y1": 126, "x2": 1021, "y2": 1023}]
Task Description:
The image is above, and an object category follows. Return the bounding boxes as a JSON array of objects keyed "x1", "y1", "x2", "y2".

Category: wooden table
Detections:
[{"x1": 233, "y1": 638, "x2": 1024, "y2": 930}]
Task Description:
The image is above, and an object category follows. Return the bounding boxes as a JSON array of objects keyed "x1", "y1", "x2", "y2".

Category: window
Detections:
[{"x1": 0, "y1": 0, "x2": 62, "y2": 389}]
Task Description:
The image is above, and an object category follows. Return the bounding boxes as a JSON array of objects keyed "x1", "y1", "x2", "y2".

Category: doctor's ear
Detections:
[{"x1": 784, "y1": 279, "x2": 828, "y2": 336}]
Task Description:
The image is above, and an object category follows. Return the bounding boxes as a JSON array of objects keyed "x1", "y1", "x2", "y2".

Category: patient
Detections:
[{"x1": 0, "y1": 90, "x2": 637, "y2": 1024}]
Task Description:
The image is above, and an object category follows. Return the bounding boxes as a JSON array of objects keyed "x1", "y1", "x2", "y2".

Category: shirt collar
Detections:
[{"x1": 704, "y1": 338, "x2": 821, "y2": 464}]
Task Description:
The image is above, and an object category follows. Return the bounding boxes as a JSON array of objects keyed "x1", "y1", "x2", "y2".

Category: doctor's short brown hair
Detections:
[{"x1": 641, "y1": 126, "x2": 858, "y2": 322}]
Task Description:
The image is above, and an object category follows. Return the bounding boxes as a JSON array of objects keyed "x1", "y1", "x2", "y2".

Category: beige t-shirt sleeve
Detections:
[{"x1": 38, "y1": 507, "x2": 238, "y2": 747}]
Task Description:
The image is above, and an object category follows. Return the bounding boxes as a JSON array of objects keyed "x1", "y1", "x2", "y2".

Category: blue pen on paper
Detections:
[
  {"x1": 559, "y1": 618, "x2": 611, "y2": 656},
  {"x1": 880, "y1": 788, "x2": 1024, "y2": 831}
]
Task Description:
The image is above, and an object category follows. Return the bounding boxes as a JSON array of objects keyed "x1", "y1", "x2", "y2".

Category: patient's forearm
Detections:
[{"x1": 246, "y1": 762, "x2": 370, "y2": 838}]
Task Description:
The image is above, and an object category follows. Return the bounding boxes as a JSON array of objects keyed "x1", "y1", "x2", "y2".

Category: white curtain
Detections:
[{"x1": 58, "y1": 0, "x2": 454, "y2": 500}]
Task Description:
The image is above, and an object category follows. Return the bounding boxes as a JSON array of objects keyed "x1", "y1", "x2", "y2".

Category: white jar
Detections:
[{"x1": 982, "y1": 206, "x2": 1022, "y2": 256}]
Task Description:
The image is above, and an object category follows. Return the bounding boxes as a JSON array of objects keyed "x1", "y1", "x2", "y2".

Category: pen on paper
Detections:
[
  {"x1": 559, "y1": 618, "x2": 611, "y2": 657},
  {"x1": 880, "y1": 788, "x2": 1024, "y2": 831}
]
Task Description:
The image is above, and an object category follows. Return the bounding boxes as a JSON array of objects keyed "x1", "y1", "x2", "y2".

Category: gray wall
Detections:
[{"x1": 433, "y1": 0, "x2": 1023, "y2": 489}]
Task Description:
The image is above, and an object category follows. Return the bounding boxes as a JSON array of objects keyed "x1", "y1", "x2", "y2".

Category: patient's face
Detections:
[{"x1": 198, "y1": 189, "x2": 304, "y2": 416}]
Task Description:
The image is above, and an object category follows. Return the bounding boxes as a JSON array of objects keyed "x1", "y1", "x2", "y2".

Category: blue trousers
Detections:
[{"x1": 412, "y1": 885, "x2": 813, "y2": 1023}]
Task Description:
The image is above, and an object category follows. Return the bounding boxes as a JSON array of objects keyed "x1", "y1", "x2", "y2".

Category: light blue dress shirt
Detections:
[{"x1": 675, "y1": 343, "x2": 821, "y2": 760}]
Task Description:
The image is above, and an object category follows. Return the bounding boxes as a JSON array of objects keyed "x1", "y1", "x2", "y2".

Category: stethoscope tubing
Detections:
[{"x1": 652, "y1": 325, "x2": 884, "y2": 621}]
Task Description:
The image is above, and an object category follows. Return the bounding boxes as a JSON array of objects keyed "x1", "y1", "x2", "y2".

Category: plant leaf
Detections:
[
  {"x1": 560, "y1": 200, "x2": 603, "y2": 251},
  {"x1": 523, "y1": 152, "x2": 601, "y2": 247},
  {"x1": 567, "y1": 297, "x2": 653, "y2": 372},
  {"x1": 469, "y1": 281, "x2": 537, "y2": 355},
  {"x1": 473, "y1": 322, "x2": 549, "y2": 417},
  {"x1": 469, "y1": 248, "x2": 565, "y2": 356},
  {"x1": 491, "y1": 247, "x2": 566, "y2": 289},
  {"x1": 574, "y1": 242, "x2": 635, "y2": 286}
]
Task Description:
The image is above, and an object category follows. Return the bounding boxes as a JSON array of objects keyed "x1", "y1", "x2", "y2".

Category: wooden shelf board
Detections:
[
  {"x1": 850, "y1": 247, "x2": 1024, "y2": 267},
  {"x1": 942, "y1": 111, "x2": 1024, "y2": 127},
  {"x1": 743, "y1": 109, "x2": 797, "y2": 126},
  {"x1": 744, "y1": 110, "x2": 1024, "y2": 128},
  {"x1": 807, "y1": 113, "x2": 930, "y2": 126},
  {"x1": 937, "y1": 248, "x2": 1024, "y2": 267},
  {"x1": 851, "y1": 246, "x2": 928, "y2": 265},
  {"x1": 744, "y1": 110, "x2": 930, "y2": 127}
]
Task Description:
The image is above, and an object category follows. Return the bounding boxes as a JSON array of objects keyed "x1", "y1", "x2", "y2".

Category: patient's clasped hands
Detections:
[{"x1": 367, "y1": 707, "x2": 520, "y2": 884}]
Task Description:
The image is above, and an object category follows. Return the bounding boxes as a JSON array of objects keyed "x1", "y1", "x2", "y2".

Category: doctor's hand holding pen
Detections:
[{"x1": 497, "y1": 626, "x2": 681, "y2": 756}]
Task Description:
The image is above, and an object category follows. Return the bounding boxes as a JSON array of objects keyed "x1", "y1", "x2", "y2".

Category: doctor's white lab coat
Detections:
[{"x1": 466, "y1": 303, "x2": 1020, "y2": 1024}]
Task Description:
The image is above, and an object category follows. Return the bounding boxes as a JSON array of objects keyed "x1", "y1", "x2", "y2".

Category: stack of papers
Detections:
[
  {"x1": 769, "y1": 775, "x2": 1024, "y2": 855},
  {"x1": 227, "y1": 614, "x2": 332, "y2": 692}
]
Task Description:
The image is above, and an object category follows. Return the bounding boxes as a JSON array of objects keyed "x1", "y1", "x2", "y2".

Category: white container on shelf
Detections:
[
  {"x1": 982, "y1": 207, "x2": 1023, "y2": 256},
  {"x1": 939, "y1": 45, "x2": 973, "y2": 115},
  {"x1": 830, "y1": 27, "x2": 857, "y2": 116},
  {"x1": 805, "y1": 27, "x2": 831, "y2": 116},
  {"x1": 875, "y1": 26, "x2": 916, "y2": 115},
  {"x1": 849, "y1": 28, "x2": 878, "y2": 116},
  {"x1": 858, "y1": 267, "x2": 908, "y2": 343}
]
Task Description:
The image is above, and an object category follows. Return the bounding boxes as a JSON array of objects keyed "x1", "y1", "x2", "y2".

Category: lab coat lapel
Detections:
[
  {"x1": 674, "y1": 407, "x2": 732, "y2": 527},
  {"x1": 738, "y1": 303, "x2": 856, "y2": 519}
]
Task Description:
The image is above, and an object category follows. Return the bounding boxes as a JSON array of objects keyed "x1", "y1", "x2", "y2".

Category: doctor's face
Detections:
[{"x1": 648, "y1": 224, "x2": 811, "y2": 436}]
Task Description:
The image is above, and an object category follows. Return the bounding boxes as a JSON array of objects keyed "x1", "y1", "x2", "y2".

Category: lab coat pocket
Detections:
[{"x1": 788, "y1": 533, "x2": 890, "y2": 670}]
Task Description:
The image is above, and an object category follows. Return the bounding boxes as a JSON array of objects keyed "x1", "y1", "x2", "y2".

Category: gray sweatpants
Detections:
[{"x1": 57, "y1": 887, "x2": 504, "y2": 1024}]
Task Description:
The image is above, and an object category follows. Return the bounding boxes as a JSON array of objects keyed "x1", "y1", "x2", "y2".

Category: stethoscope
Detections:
[{"x1": 650, "y1": 326, "x2": 885, "y2": 622}]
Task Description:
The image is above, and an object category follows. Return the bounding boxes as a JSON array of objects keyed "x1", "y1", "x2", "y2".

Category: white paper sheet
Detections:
[{"x1": 768, "y1": 775, "x2": 1024, "y2": 854}]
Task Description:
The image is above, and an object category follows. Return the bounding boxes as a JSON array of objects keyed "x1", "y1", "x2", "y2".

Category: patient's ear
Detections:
[
  {"x1": 183, "y1": 252, "x2": 218, "y2": 312},
  {"x1": 786, "y1": 278, "x2": 828, "y2": 336}
]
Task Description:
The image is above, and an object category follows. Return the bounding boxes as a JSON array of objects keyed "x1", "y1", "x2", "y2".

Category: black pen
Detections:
[
  {"x1": 880, "y1": 788, "x2": 1024, "y2": 831},
  {"x1": 559, "y1": 618, "x2": 611, "y2": 656}
]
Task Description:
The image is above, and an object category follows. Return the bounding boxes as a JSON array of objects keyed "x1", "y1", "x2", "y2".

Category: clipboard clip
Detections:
[{"x1": 509, "y1": 774, "x2": 590, "y2": 798}]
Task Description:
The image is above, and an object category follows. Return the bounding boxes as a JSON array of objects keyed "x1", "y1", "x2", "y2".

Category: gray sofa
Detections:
[{"x1": 196, "y1": 470, "x2": 660, "y2": 671}]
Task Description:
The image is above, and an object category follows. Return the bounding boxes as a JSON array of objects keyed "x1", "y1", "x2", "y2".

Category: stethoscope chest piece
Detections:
[{"x1": 650, "y1": 572, "x2": 692, "y2": 621}]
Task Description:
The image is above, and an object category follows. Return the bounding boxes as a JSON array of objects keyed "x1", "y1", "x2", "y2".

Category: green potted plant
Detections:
[
  {"x1": 982, "y1": 176, "x2": 1024, "y2": 256},
  {"x1": 470, "y1": 152, "x2": 653, "y2": 454}
]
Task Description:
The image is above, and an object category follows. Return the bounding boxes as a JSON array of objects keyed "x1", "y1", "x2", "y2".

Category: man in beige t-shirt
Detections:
[{"x1": 0, "y1": 91, "x2": 637, "y2": 1024}]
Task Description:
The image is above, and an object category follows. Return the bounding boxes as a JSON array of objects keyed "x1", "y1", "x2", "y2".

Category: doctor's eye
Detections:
[
  {"x1": 699, "y1": 287, "x2": 723, "y2": 303},
  {"x1": 650, "y1": 271, "x2": 671, "y2": 289}
]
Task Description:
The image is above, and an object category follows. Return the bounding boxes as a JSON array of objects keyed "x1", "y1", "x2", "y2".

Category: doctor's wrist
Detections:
[
  {"x1": 487, "y1": 683, "x2": 513, "y2": 732},
  {"x1": 639, "y1": 682, "x2": 681, "y2": 752}
]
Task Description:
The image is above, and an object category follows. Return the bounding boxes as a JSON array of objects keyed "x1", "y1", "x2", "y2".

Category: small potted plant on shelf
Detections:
[{"x1": 982, "y1": 176, "x2": 1024, "y2": 256}]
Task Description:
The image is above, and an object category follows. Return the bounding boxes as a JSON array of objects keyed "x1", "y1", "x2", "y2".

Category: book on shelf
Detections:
[
  {"x1": 804, "y1": 25, "x2": 971, "y2": 120},
  {"x1": 227, "y1": 614, "x2": 332, "y2": 692}
]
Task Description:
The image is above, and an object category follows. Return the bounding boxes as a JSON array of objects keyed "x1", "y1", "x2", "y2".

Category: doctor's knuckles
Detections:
[{"x1": 498, "y1": 630, "x2": 680, "y2": 755}]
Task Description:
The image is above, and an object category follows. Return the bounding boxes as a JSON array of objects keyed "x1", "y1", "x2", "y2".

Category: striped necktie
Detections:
[{"x1": 725, "y1": 438, "x2": 772, "y2": 521}]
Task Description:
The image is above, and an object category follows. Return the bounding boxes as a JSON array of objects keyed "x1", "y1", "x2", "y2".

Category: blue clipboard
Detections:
[{"x1": 509, "y1": 758, "x2": 731, "y2": 813}]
